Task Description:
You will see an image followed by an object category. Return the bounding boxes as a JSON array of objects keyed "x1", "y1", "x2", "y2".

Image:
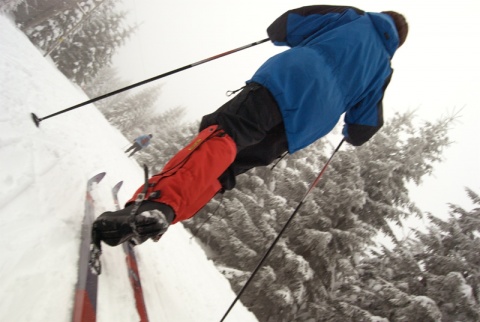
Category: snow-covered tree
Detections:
[
  {"x1": 14, "y1": 0, "x2": 136, "y2": 85},
  {"x1": 14, "y1": 0, "x2": 85, "y2": 30},
  {"x1": 348, "y1": 188, "x2": 480, "y2": 321},
  {"x1": 413, "y1": 189, "x2": 480, "y2": 321},
  {"x1": 352, "y1": 112, "x2": 451, "y2": 236},
  {"x1": 82, "y1": 65, "x2": 130, "y2": 107},
  {"x1": 0, "y1": 0, "x2": 24, "y2": 13}
]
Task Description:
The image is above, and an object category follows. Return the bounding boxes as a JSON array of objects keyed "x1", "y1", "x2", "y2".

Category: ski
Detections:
[
  {"x1": 111, "y1": 181, "x2": 150, "y2": 322},
  {"x1": 72, "y1": 172, "x2": 106, "y2": 322}
]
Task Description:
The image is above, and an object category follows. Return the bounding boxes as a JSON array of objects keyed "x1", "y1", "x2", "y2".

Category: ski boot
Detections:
[{"x1": 92, "y1": 201, "x2": 175, "y2": 247}]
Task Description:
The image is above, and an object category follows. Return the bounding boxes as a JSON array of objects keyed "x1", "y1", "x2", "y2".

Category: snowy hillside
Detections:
[{"x1": 0, "y1": 14, "x2": 256, "y2": 322}]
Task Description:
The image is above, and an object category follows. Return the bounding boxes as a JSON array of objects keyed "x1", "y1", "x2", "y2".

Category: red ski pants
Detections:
[{"x1": 127, "y1": 125, "x2": 236, "y2": 224}]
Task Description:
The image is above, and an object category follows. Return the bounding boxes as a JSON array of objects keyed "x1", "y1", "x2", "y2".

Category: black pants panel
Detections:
[{"x1": 200, "y1": 83, "x2": 288, "y2": 190}]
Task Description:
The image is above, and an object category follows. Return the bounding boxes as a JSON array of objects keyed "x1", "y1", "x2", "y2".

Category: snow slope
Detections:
[{"x1": 0, "y1": 14, "x2": 256, "y2": 322}]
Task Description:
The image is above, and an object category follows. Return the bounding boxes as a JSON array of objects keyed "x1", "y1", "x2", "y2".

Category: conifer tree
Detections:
[
  {"x1": 353, "y1": 112, "x2": 451, "y2": 235},
  {"x1": 15, "y1": 0, "x2": 85, "y2": 30},
  {"x1": 82, "y1": 65, "x2": 130, "y2": 109},
  {"x1": 50, "y1": 2, "x2": 137, "y2": 85},
  {"x1": 15, "y1": 0, "x2": 136, "y2": 85},
  {"x1": 349, "y1": 188, "x2": 480, "y2": 321},
  {"x1": 0, "y1": 0, "x2": 23, "y2": 13},
  {"x1": 413, "y1": 189, "x2": 480, "y2": 321}
]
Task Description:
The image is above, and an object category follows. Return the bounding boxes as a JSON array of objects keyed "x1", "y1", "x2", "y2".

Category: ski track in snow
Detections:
[{"x1": 0, "y1": 14, "x2": 257, "y2": 322}]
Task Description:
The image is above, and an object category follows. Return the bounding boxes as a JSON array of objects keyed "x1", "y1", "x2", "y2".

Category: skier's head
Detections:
[
  {"x1": 382, "y1": 11, "x2": 408, "y2": 47},
  {"x1": 149, "y1": 134, "x2": 153, "y2": 138}
]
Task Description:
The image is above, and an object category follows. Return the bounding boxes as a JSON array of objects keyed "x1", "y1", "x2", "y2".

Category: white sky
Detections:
[{"x1": 112, "y1": 0, "x2": 480, "y2": 223}]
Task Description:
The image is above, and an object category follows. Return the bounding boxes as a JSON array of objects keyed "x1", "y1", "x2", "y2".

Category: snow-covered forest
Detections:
[
  {"x1": 11, "y1": 0, "x2": 136, "y2": 85},
  {"x1": 2, "y1": 1, "x2": 480, "y2": 321}
]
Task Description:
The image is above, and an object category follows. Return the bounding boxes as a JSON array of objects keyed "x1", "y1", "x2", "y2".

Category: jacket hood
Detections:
[{"x1": 367, "y1": 12, "x2": 399, "y2": 57}]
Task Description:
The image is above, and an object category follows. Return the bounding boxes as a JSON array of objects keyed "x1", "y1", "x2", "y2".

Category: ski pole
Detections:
[
  {"x1": 219, "y1": 138, "x2": 345, "y2": 322},
  {"x1": 31, "y1": 38, "x2": 270, "y2": 127}
]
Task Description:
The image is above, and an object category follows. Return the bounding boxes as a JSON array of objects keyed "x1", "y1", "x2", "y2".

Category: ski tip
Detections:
[
  {"x1": 89, "y1": 172, "x2": 107, "y2": 185},
  {"x1": 95, "y1": 172, "x2": 107, "y2": 183},
  {"x1": 31, "y1": 113, "x2": 41, "y2": 127},
  {"x1": 113, "y1": 181, "x2": 124, "y2": 191}
]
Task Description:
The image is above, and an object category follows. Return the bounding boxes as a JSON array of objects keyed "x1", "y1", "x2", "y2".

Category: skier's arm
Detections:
[
  {"x1": 342, "y1": 73, "x2": 392, "y2": 146},
  {"x1": 267, "y1": 5, "x2": 364, "y2": 47}
]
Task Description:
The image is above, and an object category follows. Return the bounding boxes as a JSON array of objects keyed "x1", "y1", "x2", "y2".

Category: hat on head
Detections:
[{"x1": 382, "y1": 11, "x2": 408, "y2": 47}]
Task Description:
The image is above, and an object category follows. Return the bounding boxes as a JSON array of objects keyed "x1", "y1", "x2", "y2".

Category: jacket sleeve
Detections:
[
  {"x1": 267, "y1": 5, "x2": 364, "y2": 47},
  {"x1": 342, "y1": 73, "x2": 392, "y2": 146}
]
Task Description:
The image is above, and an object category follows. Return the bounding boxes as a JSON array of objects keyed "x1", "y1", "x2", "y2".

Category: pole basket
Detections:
[{"x1": 31, "y1": 113, "x2": 41, "y2": 127}]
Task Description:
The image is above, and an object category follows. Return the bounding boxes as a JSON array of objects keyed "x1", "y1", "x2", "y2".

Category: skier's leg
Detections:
[
  {"x1": 141, "y1": 83, "x2": 284, "y2": 219},
  {"x1": 92, "y1": 125, "x2": 237, "y2": 246},
  {"x1": 200, "y1": 82, "x2": 284, "y2": 152},
  {"x1": 126, "y1": 125, "x2": 236, "y2": 223},
  {"x1": 93, "y1": 83, "x2": 283, "y2": 245},
  {"x1": 128, "y1": 143, "x2": 142, "y2": 157},
  {"x1": 218, "y1": 123, "x2": 288, "y2": 189},
  {"x1": 125, "y1": 144, "x2": 134, "y2": 153},
  {"x1": 201, "y1": 82, "x2": 287, "y2": 190},
  {"x1": 129, "y1": 147, "x2": 139, "y2": 157}
]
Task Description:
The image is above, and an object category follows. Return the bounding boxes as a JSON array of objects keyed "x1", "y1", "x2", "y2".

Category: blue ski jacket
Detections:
[
  {"x1": 134, "y1": 135, "x2": 152, "y2": 148},
  {"x1": 249, "y1": 5, "x2": 400, "y2": 153}
]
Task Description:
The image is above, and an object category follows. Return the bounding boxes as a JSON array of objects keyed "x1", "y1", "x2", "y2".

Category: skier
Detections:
[
  {"x1": 125, "y1": 134, "x2": 153, "y2": 157},
  {"x1": 92, "y1": 5, "x2": 408, "y2": 247}
]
